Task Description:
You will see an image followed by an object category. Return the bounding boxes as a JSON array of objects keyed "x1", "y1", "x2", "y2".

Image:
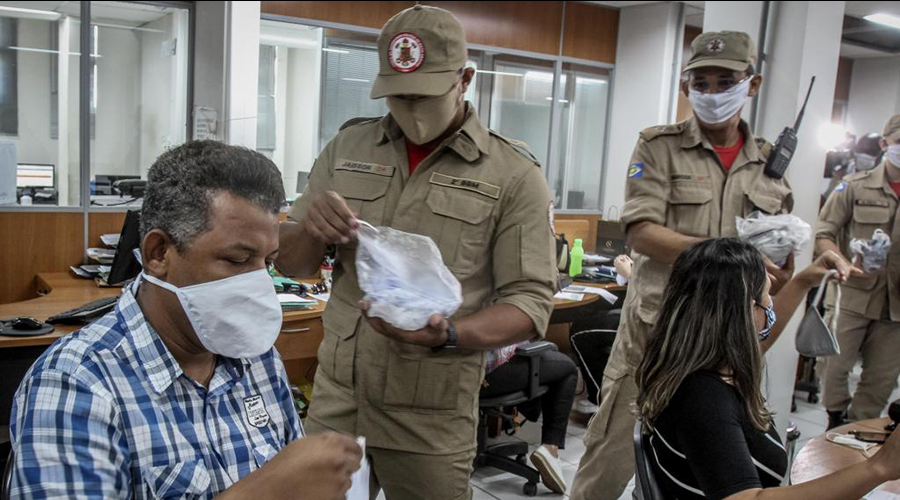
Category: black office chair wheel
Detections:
[
  {"x1": 516, "y1": 453, "x2": 528, "y2": 466},
  {"x1": 523, "y1": 482, "x2": 538, "y2": 497}
]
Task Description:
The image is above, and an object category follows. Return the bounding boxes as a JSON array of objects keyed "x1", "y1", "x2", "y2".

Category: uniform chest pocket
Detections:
[
  {"x1": 744, "y1": 190, "x2": 784, "y2": 215},
  {"x1": 423, "y1": 187, "x2": 496, "y2": 275},
  {"x1": 334, "y1": 170, "x2": 392, "y2": 227},
  {"x1": 142, "y1": 460, "x2": 211, "y2": 499},
  {"x1": 382, "y1": 344, "x2": 461, "y2": 414},
  {"x1": 852, "y1": 203, "x2": 891, "y2": 239},
  {"x1": 667, "y1": 181, "x2": 712, "y2": 237}
]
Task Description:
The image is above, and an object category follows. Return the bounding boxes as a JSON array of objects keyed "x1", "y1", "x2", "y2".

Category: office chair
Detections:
[
  {"x1": 633, "y1": 420, "x2": 666, "y2": 500},
  {"x1": 1, "y1": 449, "x2": 12, "y2": 500},
  {"x1": 474, "y1": 341, "x2": 556, "y2": 497}
]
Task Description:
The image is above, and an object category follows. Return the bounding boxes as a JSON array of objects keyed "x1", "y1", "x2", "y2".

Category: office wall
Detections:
[
  {"x1": 93, "y1": 27, "x2": 142, "y2": 179},
  {"x1": 282, "y1": 44, "x2": 321, "y2": 198},
  {"x1": 845, "y1": 56, "x2": 900, "y2": 137}
]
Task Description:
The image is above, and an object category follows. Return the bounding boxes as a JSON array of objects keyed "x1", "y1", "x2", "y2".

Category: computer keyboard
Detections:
[{"x1": 46, "y1": 296, "x2": 119, "y2": 325}]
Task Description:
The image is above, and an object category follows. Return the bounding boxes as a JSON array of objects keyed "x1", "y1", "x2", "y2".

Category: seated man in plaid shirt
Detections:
[{"x1": 9, "y1": 141, "x2": 361, "y2": 500}]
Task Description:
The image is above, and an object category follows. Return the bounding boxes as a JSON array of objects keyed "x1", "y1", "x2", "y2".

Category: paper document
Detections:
[
  {"x1": 100, "y1": 233, "x2": 120, "y2": 247},
  {"x1": 563, "y1": 285, "x2": 619, "y2": 305},
  {"x1": 309, "y1": 292, "x2": 330, "y2": 302},
  {"x1": 347, "y1": 437, "x2": 369, "y2": 500},
  {"x1": 277, "y1": 293, "x2": 317, "y2": 305},
  {"x1": 554, "y1": 292, "x2": 585, "y2": 301},
  {"x1": 582, "y1": 253, "x2": 612, "y2": 264}
]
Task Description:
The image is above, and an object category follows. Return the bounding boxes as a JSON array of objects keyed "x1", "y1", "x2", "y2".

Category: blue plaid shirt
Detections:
[{"x1": 10, "y1": 281, "x2": 302, "y2": 499}]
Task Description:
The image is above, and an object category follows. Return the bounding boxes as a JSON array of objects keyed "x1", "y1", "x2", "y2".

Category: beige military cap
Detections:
[
  {"x1": 883, "y1": 114, "x2": 900, "y2": 142},
  {"x1": 370, "y1": 5, "x2": 468, "y2": 99},
  {"x1": 684, "y1": 31, "x2": 757, "y2": 72}
]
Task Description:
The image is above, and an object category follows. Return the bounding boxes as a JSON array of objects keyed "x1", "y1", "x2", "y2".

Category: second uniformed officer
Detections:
[
  {"x1": 277, "y1": 6, "x2": 557, "y2": 500},
  {"x1": 570, "y1": 31, "x2": 795, "y2": 500},
  {"x1": 817, "y1": 113, "x2": 900, "y2": 429}
]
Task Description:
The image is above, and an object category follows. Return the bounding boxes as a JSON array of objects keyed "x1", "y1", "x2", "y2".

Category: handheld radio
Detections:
[{"x1": 764, "y1": 76, "x2": 816, "y2": 179}]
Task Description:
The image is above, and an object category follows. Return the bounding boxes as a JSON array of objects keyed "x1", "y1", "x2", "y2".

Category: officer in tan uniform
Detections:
[
  {"x1": 817, "y1": 114, "x2": 900, "y2": 429},
  {"x1": 570, "y1": 31, "x2": 795, "y2": 500},
  {"x1": 277, "y1": 6, "x2": 557, "y2": 500}
]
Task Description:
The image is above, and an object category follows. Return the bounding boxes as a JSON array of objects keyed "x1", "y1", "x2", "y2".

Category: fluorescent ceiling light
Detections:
[
  {"x1": 476, "y1": 70, "x2": 523, "y2": 78},
  {"x1": 323, "y1": 48, "x2": 350, "y2": 54},
  {"x1": 342, "y1": 77, "x2": 370, "y2": 83},
  {"x1": 864, "y1": 13, "x2": 900, "y2": 30},
  {"x1": 0, "y1": 5, "x2": 61, "y2": 21},
  {"x1": 9, "y1": 46, "x2": 102, "y2": 58}
]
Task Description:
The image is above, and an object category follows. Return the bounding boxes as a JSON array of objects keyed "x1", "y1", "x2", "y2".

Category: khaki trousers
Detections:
[
  {"x1": 569, "y1": 374, "x2": 639, "y2": 500},
  {"x1": 821, "y1": 310, "x2": 900, "y2": 421},
  {"x1": 305, "y1": 418, "x2": 475, "y2": 500}
]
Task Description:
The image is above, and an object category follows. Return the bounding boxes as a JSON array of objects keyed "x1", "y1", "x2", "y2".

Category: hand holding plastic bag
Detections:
[
  {"x1": 850, "y1": 229, "x2": 891, "y2": 273},
  {"x1": 355, "y1": 222, "x2": 463, "y2": 331},
  {"x1": 735, "y1": 211, "x2": 811, "y2": 266}
]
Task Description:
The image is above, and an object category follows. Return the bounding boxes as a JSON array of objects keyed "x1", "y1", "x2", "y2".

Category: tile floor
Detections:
[{"x1": 378, "y1": 363, "x2": 900, "y2": 499}]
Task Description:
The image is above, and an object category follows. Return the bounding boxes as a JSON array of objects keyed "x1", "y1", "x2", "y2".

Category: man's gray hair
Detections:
[{"x1": 140, "y1": 140, "x2": 285, "y2": 252}]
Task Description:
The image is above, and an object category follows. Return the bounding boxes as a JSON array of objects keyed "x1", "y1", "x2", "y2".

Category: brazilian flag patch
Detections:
[{"x1": 628, "y1": 162, "x2": 644, "y2": 179}]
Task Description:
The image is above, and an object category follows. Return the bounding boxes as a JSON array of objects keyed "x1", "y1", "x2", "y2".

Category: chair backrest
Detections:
[
  {"x1": 1, "y1": 448, "x2": 13, "y2": 500},
  {"x1": 633, "y1": 420, "x2": 667, "y2": 500}
]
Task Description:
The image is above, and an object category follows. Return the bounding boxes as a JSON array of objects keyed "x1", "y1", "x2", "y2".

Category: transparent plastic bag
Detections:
[
  {"x1": 355, "y1": 222, "x2": 463, "y2": 331},
  {"x1": 735, "y1": 211, "x2": 811, "y2": 266},
  {"x1": 850, "y1": 229, "x2": 891, "y2": 273}
]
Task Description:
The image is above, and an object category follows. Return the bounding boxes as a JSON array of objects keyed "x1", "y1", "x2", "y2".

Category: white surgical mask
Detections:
[
  {"x1": 142, "y1": 269, "x2": 283, "y2": 358},
  {"x1": 387, "y1": 83, "x2": 461, "y2": 145},
  {"x1": 855, "y1": 153, "x2": 878, "y2": 172},
  {"x1": 826, "y1": 433, "x2": 878, "y2": 457},
  {"x1": 887, "y1": 144, "x2": 900, "y2": 169},
  {"x1": 688, "y1": 77, "x2": 752, "y2": 125}
]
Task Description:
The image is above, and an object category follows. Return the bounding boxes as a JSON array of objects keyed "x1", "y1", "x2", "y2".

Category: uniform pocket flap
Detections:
[
  {"x1": 334, "y1": 172, "x2": 391, "y2": 201},
  {"x1": 853, "y1": 205, "x2": 891, "y2": 224},
  {"x1": 745, "y1": 190, "x2": 783, "y2": 214},
  {"x1": 637, "y1": 301, "x2": 659, "y2": 326},
  {"x1": 844, "y1": 274, "x2": 879, "y2": 291},
  {"x1": 669, "y1": 181, "x2": 713, "y2": 205},
  {"x1": 427, "y1": 188, "x2": 493, "y2": 225},
  {"x1": 143, "y1": 461, "x2": 210, "y2": 499},
  {"x1": 323, "y1": 301, "x2": 362, "y2": 340}
]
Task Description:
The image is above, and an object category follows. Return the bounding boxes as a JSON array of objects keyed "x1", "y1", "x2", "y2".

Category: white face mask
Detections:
[
  {"x1": 387, "y1": 83, "x2": 462, "y2": 145},
  {"x1": 887, "y1": 144, "x2": 900, "y2": 169},
  {"x1": 826, "y1": 433, "x2": 878, "y2": 457},
  {"x1": 142, "y1": 269, "x2": 283, "y2": 358},
  {"x1": 688, "y1": 77, "x2": 752, "y2": 125},
  {"x1": 855, "y1": 153, "x2": 878, "y2": 172}
]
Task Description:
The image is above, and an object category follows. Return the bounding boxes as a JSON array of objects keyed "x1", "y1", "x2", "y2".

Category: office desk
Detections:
[{"x1": 791, "y1": 417, "x2": 898, "y2": 494}]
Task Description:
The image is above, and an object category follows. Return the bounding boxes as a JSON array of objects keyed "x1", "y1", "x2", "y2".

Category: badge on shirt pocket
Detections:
[{"x1": 243, "y1": 395, "x2": 270, "y2": 428}]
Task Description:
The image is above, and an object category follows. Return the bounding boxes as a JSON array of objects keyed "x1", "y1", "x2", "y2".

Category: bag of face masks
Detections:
[
  {"x1": 355, "y1": 222, "x2": 463, "y2": 331},
  {"x1": 796, "y1": 270, "x2": 841, "y2": 358},
  {"x1": 735, "y1": 211, "x2": 811, "y2": 266},
  {"x1": 849, "y1": 229, "x2": 891, "y2": 273}
]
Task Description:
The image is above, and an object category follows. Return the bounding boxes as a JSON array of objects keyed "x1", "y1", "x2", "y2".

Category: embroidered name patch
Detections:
[
  {"x1": 429, "y1": 172, "x2": 501, "y2": 200},
  {"x1": 336, "y1": 160, "x2": 396, "y2": 177},
  {"x1": 243, "y1": 395, "x2": 270, "y2": 428}
]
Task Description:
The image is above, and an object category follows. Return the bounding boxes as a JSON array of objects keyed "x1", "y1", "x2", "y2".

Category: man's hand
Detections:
[
  {"x1": 253, "y1": 433, "x2": 362, "y2": 500},
  {"x1": 303, "y1": 191, "x2": 359, "y2": 245},
  {"x1": 360, "y1": 301, "x2": 449, "y2": 348},
  {"x1": 764, "y1": 253, "x2": 795, "y2": 295}
]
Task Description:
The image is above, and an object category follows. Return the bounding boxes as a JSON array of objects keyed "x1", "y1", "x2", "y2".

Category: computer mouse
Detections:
[{"x1": 12, "y1": 317, "x2": 44, "y2": 330}]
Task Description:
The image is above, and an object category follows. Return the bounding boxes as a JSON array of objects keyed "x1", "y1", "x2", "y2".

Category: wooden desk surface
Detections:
[
  {"x1": 791, "y1": 417, "x2": 898, "y2": 494},
  {"x1": 0, "y1": 274, "x2": 621, "y2": 349}
]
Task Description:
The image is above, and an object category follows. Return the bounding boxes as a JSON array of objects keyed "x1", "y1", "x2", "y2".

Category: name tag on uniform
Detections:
[
  {"x1": 336, "y1": 159, "x2": 395, "y2": 177},
  {"x1": 429, "y1": 172, "x2": 501, "y2": 200},
  {"x1": 855, "y1": 199, "x2": 889, "y2": 207}
]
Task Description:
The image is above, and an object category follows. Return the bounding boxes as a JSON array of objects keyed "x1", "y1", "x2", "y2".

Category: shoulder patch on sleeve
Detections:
[
  {"x1": 833, "y1": 181, "x2": 848, "y2": 193},
  {"x1": 488, "y1": 130, "x2": 541, "y2": 167},
  {"x1": 639, "y1": 123, "x2": 682, "y2": 142},
  {"x1": 628, "y1": 162, "x2": 644, "y2": 179},
  {"x1": 339, "y1": 116, "x2": 383, "y2": 131}
]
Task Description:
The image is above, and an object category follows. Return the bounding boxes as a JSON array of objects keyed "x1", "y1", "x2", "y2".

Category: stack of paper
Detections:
[
  {"x1": 87, "y1": 247, "x2": 116, "y2": 264},
  {"x1": 563, "y1": 285, "x2": 619, "y2": 305},
  {"x1": 277, "y1": 293, "x2": 319, "y2": 311},
  {"x1": 100, "y1": 234, "x2": 120, "y2": 248}
]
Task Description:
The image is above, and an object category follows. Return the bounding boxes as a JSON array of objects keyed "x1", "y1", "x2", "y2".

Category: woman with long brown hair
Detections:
[{"x1": 636, "y1": 238, "x2": 900, "y2": 500}]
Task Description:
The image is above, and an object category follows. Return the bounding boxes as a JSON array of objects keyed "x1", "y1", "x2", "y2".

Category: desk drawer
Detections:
[{"x1": 275, "y1": 318, "x2": 324, "y2": 360}]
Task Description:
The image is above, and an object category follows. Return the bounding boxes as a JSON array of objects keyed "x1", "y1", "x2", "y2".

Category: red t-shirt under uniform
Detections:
[
  {"x1": 889, "y1": 181, "x2": 900, "y2": 199},
  {"x1": 713, "y1": 133, "x2": 745, "y2": 171},
  {"x1": 406, "y1": 141, "x2": 435, "y2": 176}
]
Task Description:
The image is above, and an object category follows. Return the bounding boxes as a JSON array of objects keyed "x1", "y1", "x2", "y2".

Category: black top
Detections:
[{"x1": 648, "y1": 371, "x2": 788, "y2": 500}]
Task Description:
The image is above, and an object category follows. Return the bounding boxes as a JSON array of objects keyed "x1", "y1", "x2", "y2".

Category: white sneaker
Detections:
[
  {"x1": 576, "y1": 399, "x2": 599, "y2": 414},
  {"x1": 530, "y1": 445, "x2": 567, "y2": 494}
]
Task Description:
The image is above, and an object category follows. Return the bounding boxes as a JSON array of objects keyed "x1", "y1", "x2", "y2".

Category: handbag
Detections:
[{"x1": 795, "y1": 270, "x2": 841, "y2": 357}]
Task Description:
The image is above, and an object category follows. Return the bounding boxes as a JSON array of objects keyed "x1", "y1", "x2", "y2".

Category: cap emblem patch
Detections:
[
  {"x1": 707, "y1": 38, "x2": 725, "y2": 53},
  {"x1": 389, "y1": 32, "x2": 425, "y2": 73}
]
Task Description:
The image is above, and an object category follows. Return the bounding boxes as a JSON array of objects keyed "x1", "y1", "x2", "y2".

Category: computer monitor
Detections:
[
  {"x1": 107, "y1": 210, "x2": 143, "y2": 286},
  {"x1": 17, "y1": 164, "x2": 55, "y2": 189}
]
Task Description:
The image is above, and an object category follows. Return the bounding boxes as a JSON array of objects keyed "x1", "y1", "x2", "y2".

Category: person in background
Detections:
[
  {"x1": 816, "y1": 113, "x2": 900, "y2": 430},
  {"x1": 570, "y1": 30, "x2": 794, "y2": 500},
  {"x1": 636, "y1": 237, "x2": 900, "y2": 500},
  {"x1": 277, "y1": 6, "x2": 557, "y2": 499},
  {"x1": 9, "y1": 141, "x2": 361, "y2": 500},
  {"x1": 482, "y1": 342, "x2": 578, "y2": 494}
]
